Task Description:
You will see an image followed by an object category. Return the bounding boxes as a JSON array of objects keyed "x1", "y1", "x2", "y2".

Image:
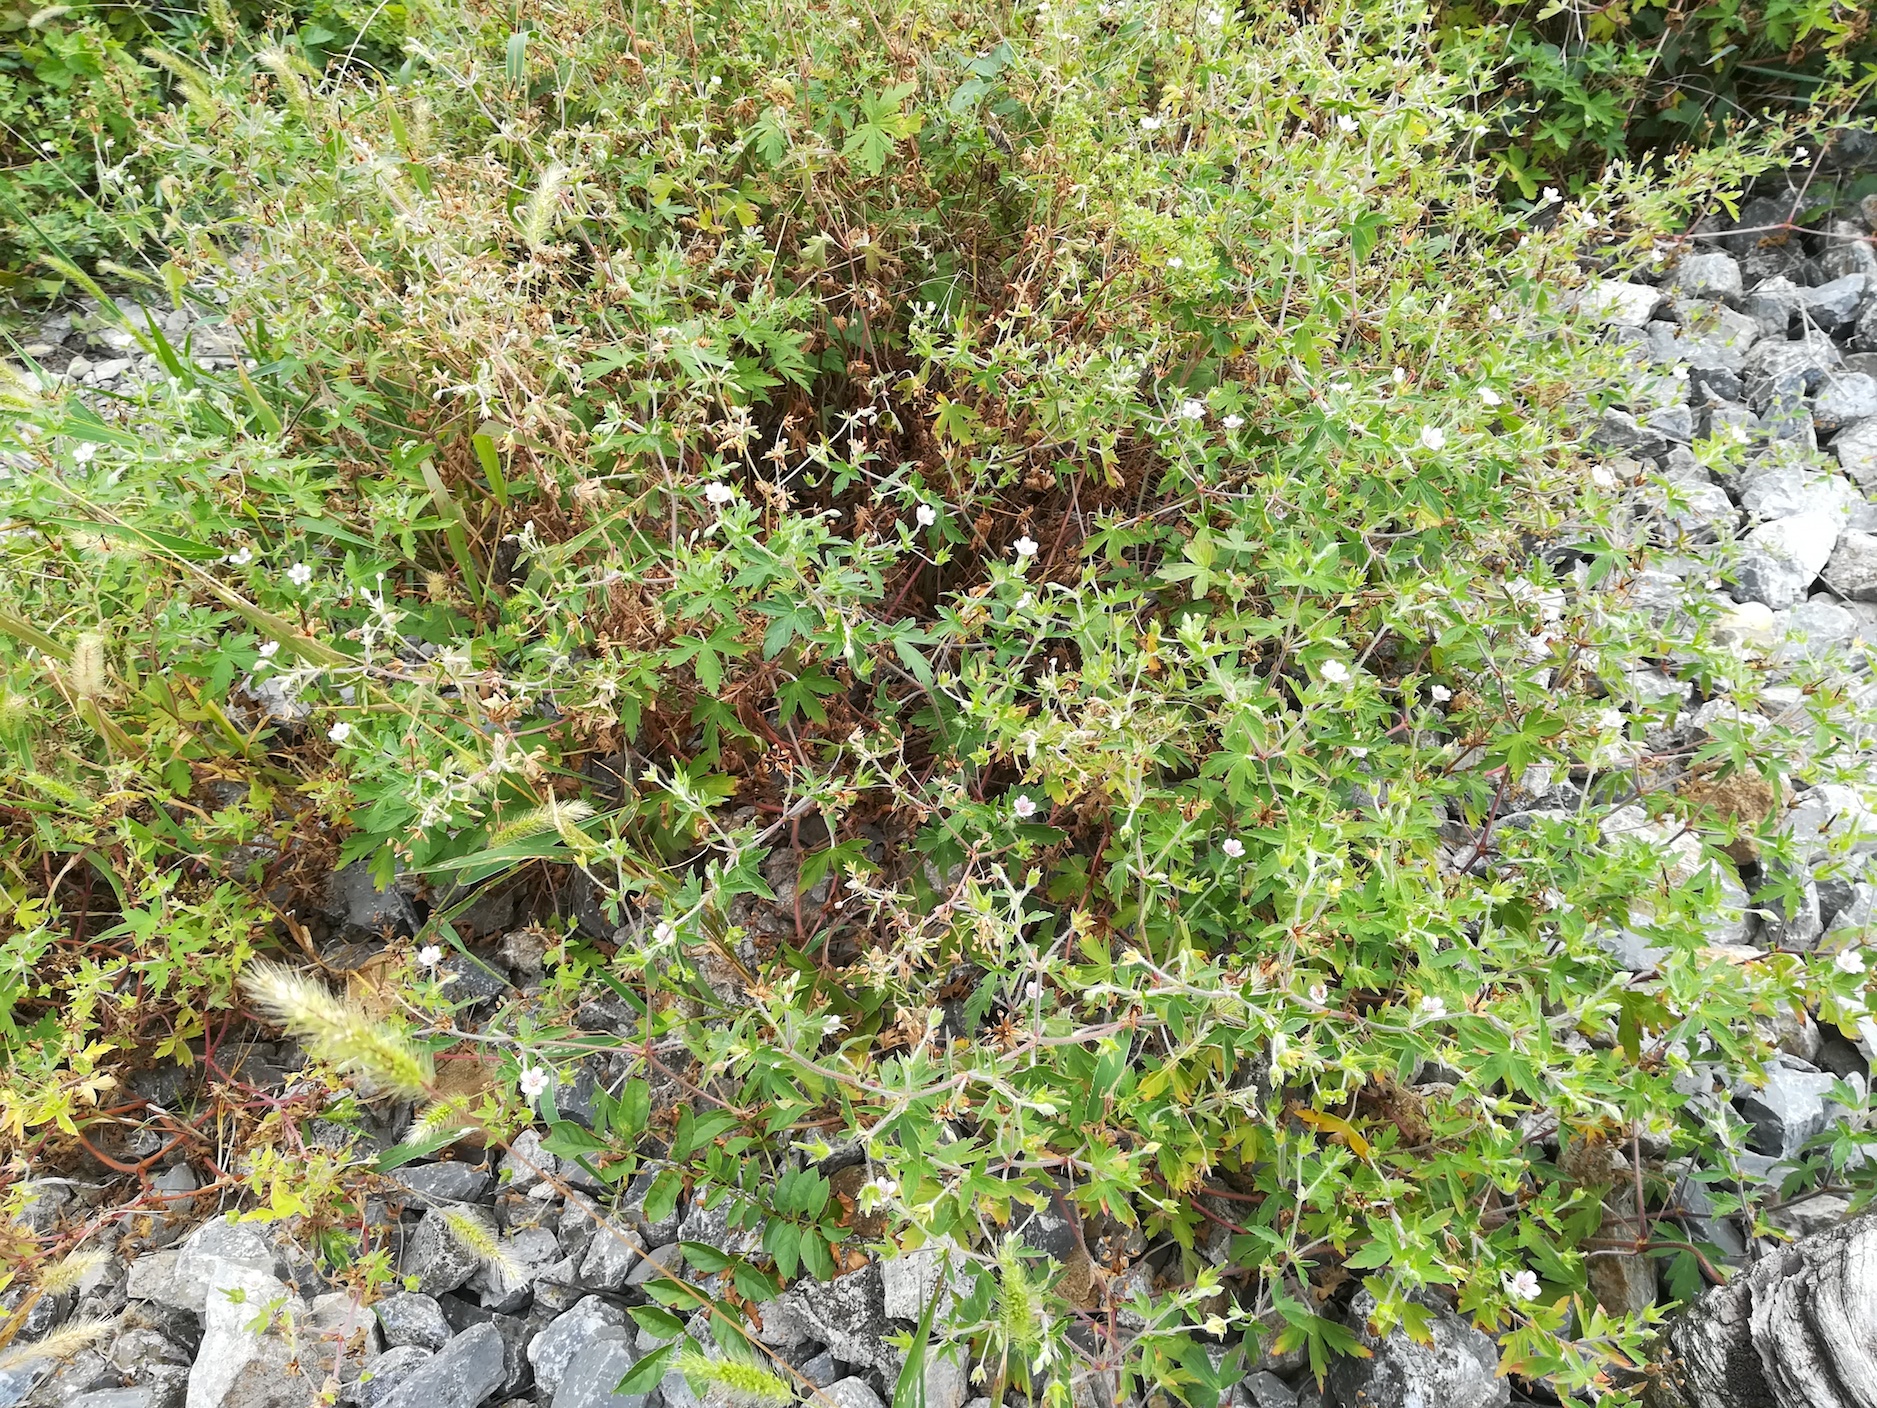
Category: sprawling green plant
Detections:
[
  {"x1": 1445, "y1": 0, "x2": 1877, "y2": 195},
  {"x1": 2, "y1": 0, "x2": 1872, "y2": 1403}
]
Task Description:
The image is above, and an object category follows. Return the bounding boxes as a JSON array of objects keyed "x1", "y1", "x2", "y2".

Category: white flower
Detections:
[
  {"x1": 518, "y1": 1066, "x2": 551, "y2": 1101},
  {"x1": 257, "y1": 640, "x2": 280, "y2": 659},
  {"x1": 1203, "y1": 6, "x2": 1224, "y2": 22},
  {"x1": 1013, "y1": 535, "x2": 1039, "y2": 559},
  {"x1": 1540, "y1": 187, "x2": 1559, "y2": 204},
  {"x1": 1024, "y1": 980, "x2": 1041, "y2": 1001},
  {"x1": 1222, "y1": 414, "x2": 1245, "y2": 429},
  {"x1": 704, "y1": 481, "x2": 736, "y2": 505},
  {"x1": 915, "y1": 504, "x2": 938, "y2": 527},
  {"x1": 1599, "y1": 708, "x2": 1625, "y2": 731},
  {"x1": 226, "y1": 546, "x2": 253, "y2": 566},
  {"x1": 327, "y1": 720, "x2": 352, "y2": 744},
  {"x1": 1590, "y1": 466, "x2": 1617, "y2": 489},
  {"x1": 1221, "y1": 838, "x2": 1246, "y2": 858},
  {"x1": 1336, "y1": 113, "x2": 1358, "y2": 133},
  {"x1": 1419, "y1": 426, "x2": 1446, "y2": 451},
  {"x1": 861, "y1": 1175, "x2": 898, "y2": 1202},
  {"x1": 1794, "y1": 146, "x2": 1809, "y2": 160},
  {"x1": 72, "y1": 442, "x2": 97, "y2": 464},
  {"x1": 1307, "y1": 983, "x2": 1329, "y2": 1006},
  {"x1": 1418, "y1": 995, "x2": 1446, "y2": 1017},
  {"x1": 1477, "y1": 387, "x2": 1503, "y2": 407},
  {"x1": 1167, "y1": 256, "x2": 1184, "y2": 269},
  {"x1": 1392, "y1": 367, "x2": 1407, "y2": 384},
  {"x1": 1139, "y1": 115, "x2": 1163, "y2": 131},
  {"x1": 1542, "y1": 888, "x2": 1569, "y2": 911},
  {"x1": 652, "y1": 921, "x2": 676, "y2": 944},
  {"x1": 1504, "y1": 1270, "x2": 1541, "y2": 1302},
  {"x1": 286, "y1": 562, "x2": 313, "y2": 587},
  {"x1": 1319, "y1": 659, "x2": 1351, "y2": 685},
  {"x1": 1836, "y1": 949, "x2": 1867, "y2": 975},
  {"x1": 417, "y1": 944, "x2": 443, "y2": 968},
  {"x1": 1430, "y1": 684, "x2": 1452, "y2": 702},
  {"x1": 1013, "y1": 794, "x2": 1038, "y2": 819},
  {"x1": 1178, "y1": 399, "x2": 1206, "y2": 422}
]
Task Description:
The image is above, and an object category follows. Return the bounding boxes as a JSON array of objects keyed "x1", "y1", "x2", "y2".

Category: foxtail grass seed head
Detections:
[
  {"x1": 240, "y1": 961, "x2": 433, "y2": 1098},
  {"x1": 36, "y1": 1249, "x2": 106, "y2": 1297},
  {"x1": 491, "y1": 797, "x2": 595, "y2": 851},
  {"x1": 674, "y1": 1350, "x2": 793, "y2": 1407},
  {"x1": 404, "y1": 1098, "x2": 473, "y2": 1142},
  {"x1": 70, "y1": 633, "x2": 108, "y2": 699},
  {"x1": 519, "y1": 164, "x2": 570, "y2": 251},
  {"x1": 0, "y1": 1317, "x2": 110, "y2": 1372},
  {"x1": 440, "y1": 1210, "x2": 523, "y2": 1283}
]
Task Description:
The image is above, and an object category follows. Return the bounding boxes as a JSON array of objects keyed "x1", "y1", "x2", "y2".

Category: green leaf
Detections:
[
  {"x1": 377, "y1": 1130, "x2": 473, "y2": 1172},
  {"x1": 679, "y1": 1240, "x2": 732, "y2": 1274},
  {"x1": 642, "y1": 1168, "x2": 683, "y2": 1226},
  {"x1": 629, "y1": 1305, "x2": 688, "y2": 1340},
  {"x1": 615, "y1": 1342, "x2": 678, "y2": 1396},
  {"x1": 617, "y1": 1078, "x2": 651, "y2": 1136}
]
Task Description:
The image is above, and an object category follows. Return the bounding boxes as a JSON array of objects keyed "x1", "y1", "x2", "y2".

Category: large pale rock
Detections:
[
  {"x1": 1671, "y1": 253, "x2": 1745, "y2": 302},
  {"x1": 184, "y1": 1263, "x2": 310, "y2": 1408},
  {"x1": 1583, "y1": 280, "x2": 1663, "y2": 327},
  {"x1": 1837, "y1": 418, "x2": 1877, "y2": 491},
  {"x1": 1825, "y1": 531, "x2": 1877, "y2": 601},
  {"x1": 1817, "y1": 374, "x2": 1877, "y2": 435},
  {"x1": 1781, "y1": 785, "x2": 1877, "y2": 864},
  {"x1": 526, "y1": 1298, "x2": 627, "y2": 1399},
  {"x1": 776, "y1": 1265, "x2": 896, "y2": 1375},
  {"x1": 551, "y1": 1339, "x2": 644, "y2": 1408},
  {"x1": 1324, "y1": 1290, "x2": 1508, "y2": 1408},
  {"x1": 170, "y1": 1222, "x2": 286, "y2": 1316},
  {"x1": 1736, "y1": 513, "x2": 1842, "y2": 609},
  {"x1": 1735, "y1": 1060, "x2": 1845, "y2": 1159},
  {"x1": 375, "y1": 1324, "x2": 507, "y2": 1408}
]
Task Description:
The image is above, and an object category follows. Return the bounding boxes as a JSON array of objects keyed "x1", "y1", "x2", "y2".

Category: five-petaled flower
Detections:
[
  {"x1": 1221, "y1": 838, "x2": 1245, "y2": 858},
  {"x1": 1336, "y1": 113, "x2": 1358, "y2": 133},
  {"x1": 916, "y1": 504, "x2": 938, "y2": 527},
  {"x1": 1505, "y1": 1270, "x2": 1541, "y2": 1302},
  {"x1": 518, "y1": 1066, "x2": 550, "y2": 1101},
  {"x1": 257, "y1": 640, "x2": 279, "y2": 659},
  {"x1": 1223, "y1": 414, "x2": 1245, "y2": 429},
  {"x1": 1419, "y1": 995, "x2": 1446, "y2": 1017},
  {"x1": 705, "y1": 481, "x2": 736, "y2": 505},
  {"x1": 1013, "y1": 794, "x2": 1038, "y2": 819},
  {"x1": 1836, "y1": 948, "x2": 1867, "y2": 975},
  {"x1": 1477, "y1": 387, "x2": 1503, "y2": 407},
  {"x1": 327, "y1": 720, "x2": 351, "y2": 744},
  {"x1": 1430, "y1": 684, "x2": 1452, "y2": 702},
  {"x1": 1139, "y1": 115, "x2": 1163, "y2": 131},
  {"x1": 417, "y1": 944, "x2": 443, "y2": 968},
  {"x1": 1419, "y1": 426, "x2": 1446, "y2": 451},
  {"x1": 1590, "y1": 465, "x2": 1617, "y2": 489},
  {"x1": 1013, "y1": 535, "x2": 1039, "y2": 558},
  {"x1": 1178, "y1": 399, "x2": 1206, "y2": 421},
  {"x1": 1319, "y1": 659, "x2": 1351, "y2": 684},
  {"x1": 287, "y1": 562, "x2": 313, "y2": 587},
  {"x1": 72, "y1": 442, "x2": 97, "y2": 464},
  {"x1": 226, "y1": 546, "x2": 253, "y2": 566}
]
